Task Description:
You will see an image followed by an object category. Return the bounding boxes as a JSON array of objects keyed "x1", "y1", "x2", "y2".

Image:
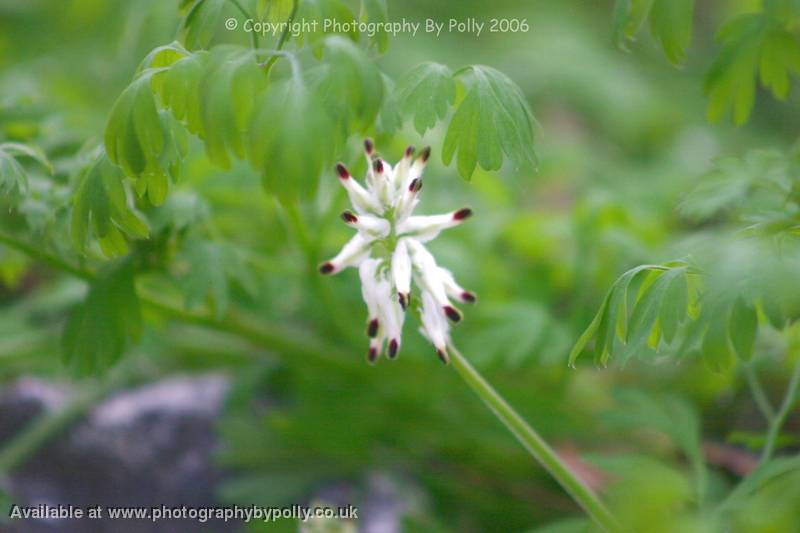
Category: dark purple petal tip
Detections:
[
  {"x1": 388, "y1": 339, "x2": 399, "y2": 358},
  {"x1": 444, "y1": 305, "x2": 462, "y2": 323},
  {"x1": 461, "y1": 291, "x2": 477, "y2": 303},
  {"x1": 319, "y1": 262, "x2": 335, "y2": 274},
  {"x1": 336, "y1": 163, "x2": 349, "y2": 179},
  {"x1": 367, "y1": 318, "x2": 379, "y2": 338},
  {"x1": 453, "y1": 208, "x2": 472, "y2": 221},
  {"x1": 341, "y1": 211, "x2": 358, "y2": 223}
]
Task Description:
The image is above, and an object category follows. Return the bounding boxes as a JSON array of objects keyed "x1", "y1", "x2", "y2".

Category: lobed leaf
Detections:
[
  {"x1": 62, "y1": 259, "x2": 142, "y2": 375},
  {"x1": 249, "y1": 78, "x2": 334, "y2": 203},
  {"x1": 71, "y1": 151, "x2": 149, "y2": 258},
  {"x1": 180, "y1": 238, "x2": 257, "y2": 317},
  {"x1": 0, "y1": 142, "x2": 52, "y2": 197},
  {"x1": 395, "y1": 62, "x2": 456, "y2": 135},
  {"x1": 180, "y1": 0, "x2": 227, "y2": 50},
  {"x1": 443, "y1": 66, "x2": 537, "y2": 180}
]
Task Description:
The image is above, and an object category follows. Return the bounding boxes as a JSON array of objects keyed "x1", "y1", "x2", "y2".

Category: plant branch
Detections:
[
  {"x1": 744, "y1": 364, "x2": 775, "y2": 423},
  {"x1": 760, "y1": 357, "x2": 800, "y2": 463},
  {"x1": 227, "y1": 0, "x2": 259, "y2": 49},
  {"x1": 447, "y1": 345, "x2": 619, "y2": 532},
  {"x1": 263, "y1": 0, "x2": 298, "y2": 73}
]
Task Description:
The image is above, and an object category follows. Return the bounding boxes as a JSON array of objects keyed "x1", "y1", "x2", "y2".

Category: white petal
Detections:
[
  {"x1": 320, "y1": 233, "x2": 371, "y2": 274},
  {"x1": 336, "y1": 164, "x2": 380, "y2": 214},
  {"x1": 391, "y1": 239, "x2": 412, "y2": 307},
  {"x1": 396, "y1": 209, "x2": 472, "y2": 242},
  {"x1": 438, "y1": 267, "x2": 476, "y2": 304},
  {"x1": 419, "y1": 290, "x2": 449, "y2": 352},
  {"x1": 343, "y1": 212, "x2": 390, "y2": 238},
  {"x1": 359, "y1": 258, "x2": 382, "y2": 319}
]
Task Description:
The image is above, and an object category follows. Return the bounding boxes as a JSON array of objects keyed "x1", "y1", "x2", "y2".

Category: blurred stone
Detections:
[{"x1": 0, "y1": 375, "x2": 231, "y2": 533}]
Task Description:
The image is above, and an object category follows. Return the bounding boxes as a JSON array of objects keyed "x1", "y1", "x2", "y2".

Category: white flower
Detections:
[{"x1": 320, "y1": 140, "x2": 476, "y2": 364}]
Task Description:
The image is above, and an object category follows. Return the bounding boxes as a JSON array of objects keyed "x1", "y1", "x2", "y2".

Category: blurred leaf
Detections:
[
  {"x1": 313, "y1": 36, "x2": 383, "y2": 135},
  {"x1": 195, "y1": 46, "x2": 266, "y2": 168},
  {"x1": 360, "y1": 0, "x2": 389, "y2": 53},
  {"x1": 296, "y1": 0, "x2": 357, "y2": 50},
  {"x1": 180, "y1": 238, "x2": 256, "y2": 317},
  {"x1": 257, "y1": 0, "x2": 295, "y2": 22},
  {"x1": 249, "y1": 78, "x2": 334, "y2": 203},
  {"x1": 443, "y1": 66, "x2": 536, "y2": 179},
  {"x1": 702, "y1": 7, "x2": 800, "y2": 125},
  {"x1": 180, "y1": 0, "x2": 226, "y2": 50},
  {"x1": 71, "y1": 151, "x2": 149, "y2": 258},
  {"x1": 729, "y1": 298, "x2": 757, "y2": 361},
  {"x1": 149, "y1": 190, "x2": 211, "y2": 233},
  {"x1": 153, "y1": 51, "x2": 208, "y2": 135},
  {"x1": 395, "y1": 62, "x2": 456, "y2": 135},
  {"x1": 0, "y1": 142, "x2": 52, "y2": 197},
  {"x1": 604, "y1": 390, "x2": 706, "y2": 499},
  {"x1": 613, "y1": 0, "x2": 694, "y2": 64},
  {"x1": 377, "y1": 73, "x2": 402, "y2": 135},
  {"x1": 702, "y1": 310, "x2": 735, "y2": 372},
  {"x1": 62, "y1": 259, "x2": 142, "y2": 375}
]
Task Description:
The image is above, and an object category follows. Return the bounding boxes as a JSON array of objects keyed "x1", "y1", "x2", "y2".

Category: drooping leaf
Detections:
[
  {"x1": 704, "y1": 13, "x2": 766, "y2": 124},
  {"x1": 612, "y1": 0, "x2": 694, "y2": 64},
  {"x1": 395, "y1": 62, "x2": 456, "y2": 135},
  {"x1": 249, "y1": 78, "x2": 334, "y2": 202},
  {"x1": 729, "y1": 297, "x2": 758, "y2": 361},
  {"x1": 649, "y1": 0, "x2": 694, "y2": 64},
  {"x1": 443, "y1": 66, "x2": 536, "y2": 180},
  {"x1": 377, "y1": 73, "x2": 402, "y2": 135},
  {"x1": 105, "y1": 72, "x2": 188, "y2": 204},
  {"x1": 702, "y1": 310, "x2": 735, "y2": 372},
  {"x1": 71, "y1": 151, "x2": 149, "y2": 258},
  {"x1": 312, "y1": 36, "x2": 383, "y2": 136},
  {"x1": 153, "y1": 51, "x2": 209, "y2": 135},
  {"x1": 179, "y1": 238, "x2": 257, "y2": 317},
  {"x1": 360, "y1": 0, "x2": 390, "y2": 53},
  {"x1": 62, "y1": 259, "x2": 142, "y2": 375},
  {"x1": 180, "y1": 0, "x2": 227, "y2": 50},
  {"x1": 195, "y1": 46, "x2": 266, "y2": 168}
]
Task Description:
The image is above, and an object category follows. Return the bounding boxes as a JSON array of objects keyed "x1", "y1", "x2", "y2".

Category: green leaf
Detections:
[
  {"x1": 313, "y1": 36, "x2": 383, "y2": 135},
  {"x1": 377, "y1": 73, "x2": 402, "y2": 135},
  {"x1": 443, "y1": 66, "x2": 536, "y2": 180},
  {"x1": 180, "y1": 238, "x2": 256, "y2": 317},
  {"x1": 360, "y1": 0, "x2": 390, "y2": 53},
  {"x1": 296, "y1": 0, "x2": 358, "y2": 50},
  {"x1": 62, "y1": 259, "x2": 142, "y2": 375},
  {"x1": 105, "y1": 72, "x2": 188, "y2": 204},
  {"x1": 153, "y1": 51, "x2": 208, "y2": 136},
  {"x1": 395, "y1": 62, "x2": 456, "y2": 135},
  {"x1": 0, "y1": 142, "x2": 52, "y2": 197},
  {"x1": 257, "y1": 0, "x2": 295, "y2": 22},
  {"x1": 649, "y1": 0, "x2": 694, "y2": 64},
  {"x1": 702, "y1": 311, "x2": 735, "y2": 372},
  {"x1": 180, "y1": 0, "x2": 226, "y2": 50},
  {"x1": 195, "y1": 46, "x2": 266, "y2": 168},
  {"x1": 660, "y1": 270, "x2": 688, "y2": 344},
  {"x1": 626, "y1": 267, "x2": 686, "y2": 356},
  {"x1": 249, "y1": 78, "x2": 334, "y2": 202},
  {"x1": 612, "y1": 0, "x2": 653, "y2": 49},
  {"x1": 729, "y1": 298, "x2": 758, "y2": 361},
  {"x1": 704, "y1": 14, "x2": 766, "y2": 125},
  {"x1": 71, "y1": 151, "x2": 150, "y2": 258},
  {"x1": 759, "y1": 24, "x2": 800, "y2": 100},
  {"x1": 612, "y1": 0, "x2": 693, "y2": 64}
]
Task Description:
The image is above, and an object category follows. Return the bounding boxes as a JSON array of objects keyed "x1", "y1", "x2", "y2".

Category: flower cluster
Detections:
[{"x1": 320, "y1": 140, "x2": 475, "y2": 364}]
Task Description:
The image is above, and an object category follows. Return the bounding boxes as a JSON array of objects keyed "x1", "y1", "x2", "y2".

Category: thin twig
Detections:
[
  {"x1": 744, "y1": 364, "x2": 775, "y2": 423},
  {"x1": 760, "y1": 357, "x2": 800, "y2": 463}
]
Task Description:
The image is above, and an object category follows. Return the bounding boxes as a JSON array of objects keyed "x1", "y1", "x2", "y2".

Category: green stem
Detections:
[
  {"x1": 744, "y1": 364, "x2": 775, "y2": 423},
  {"x1": 0, "y1": 364, "x2": 136, "y2": 475},
  {"x1": 263, "y1": 0, "x2": 298, "y2": 73},
  {"x1": 448, "y1": 345, "x2": 618, "y2": 531},
  {"x1": 227, "y1": 0, "x2": 259, "y2": 49},
  {"x1": 760, "y1": 357, "x2": 800, "y2": 463}
]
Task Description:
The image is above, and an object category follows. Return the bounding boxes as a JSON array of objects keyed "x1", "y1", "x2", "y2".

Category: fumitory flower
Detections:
[{"x1": 320, "y1": 140, "x2": 476, "y2": 364}]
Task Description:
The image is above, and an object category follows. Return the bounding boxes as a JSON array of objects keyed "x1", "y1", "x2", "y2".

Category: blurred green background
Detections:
[{"x1": 1, "y1": 0, "x2": 800, "y2": 531}]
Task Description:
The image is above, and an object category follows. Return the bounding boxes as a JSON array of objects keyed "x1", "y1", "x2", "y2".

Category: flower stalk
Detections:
[{"x1": 448, "y1": 344, "x2": 619, "y2": 532}]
